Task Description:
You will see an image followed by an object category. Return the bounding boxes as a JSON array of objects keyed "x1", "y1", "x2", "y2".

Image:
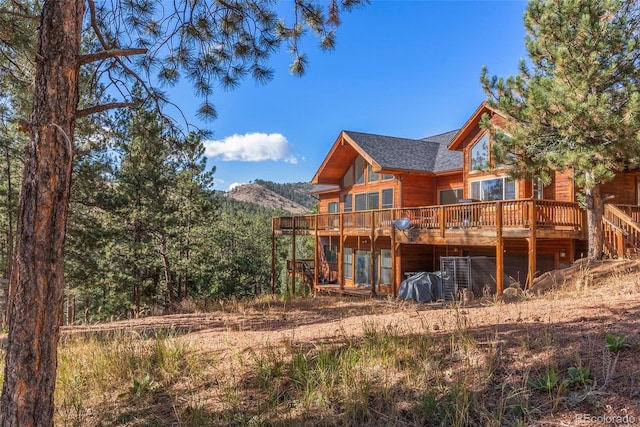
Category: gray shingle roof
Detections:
[{"x1": 343, "y1": 129, "x2": 461, "y2": 173}]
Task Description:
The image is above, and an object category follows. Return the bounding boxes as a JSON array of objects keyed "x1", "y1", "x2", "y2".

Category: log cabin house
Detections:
[{"x1": 271, "y1": 102, "x2": 640, "y2": 298}]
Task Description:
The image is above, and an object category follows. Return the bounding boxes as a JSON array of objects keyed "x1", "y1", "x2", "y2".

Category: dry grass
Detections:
[{"x1": 1, "y1": 261, "x2": 640, "y2": 426}]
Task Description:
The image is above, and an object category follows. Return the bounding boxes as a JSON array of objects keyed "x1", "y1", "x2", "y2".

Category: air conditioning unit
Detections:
[{"x1": 440, "y1": 256, "x2": 471, "y2": 300}]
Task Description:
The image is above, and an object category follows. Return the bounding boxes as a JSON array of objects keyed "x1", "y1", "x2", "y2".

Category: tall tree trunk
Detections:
[
  {"x1": 0, "y1": 1, "x2": 83, "y2": 426},
  {"x1": 585, "y1": 180, "x2": 604, "y2": 260},
  {"x1": 5, "y1": 148, "x2": 14, "y2": 283},
  {"x1": 133, "y1": 219, "x2": 142, "y2": 317},
  {"x1": 2, "y1": 148, "x2": 14, "y2": 328},
  {"x1": 159, "y1": 233, "x2": 175, "y2": 310}
]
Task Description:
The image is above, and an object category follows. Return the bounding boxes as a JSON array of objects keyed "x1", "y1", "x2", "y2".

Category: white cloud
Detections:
[
  {"x1": 203, "y1": 132, "x2": 297, "y2": 163},
  {"x1": 228, "y1": 182, "x2": 245, "y2": 191}
]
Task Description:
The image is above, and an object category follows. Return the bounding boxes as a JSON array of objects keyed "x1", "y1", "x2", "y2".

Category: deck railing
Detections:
[
  {"x1": 273, "y1": 199, "x2": 585, "y2": 234},
  {"x1": 604, "y1": 204, "x2": 640, "y2": 251}
]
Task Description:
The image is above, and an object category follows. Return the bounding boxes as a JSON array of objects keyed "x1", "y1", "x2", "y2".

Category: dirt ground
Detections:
[
  {"x1": 56, "y1": 260, "x2": 640, "y2": 425},
  {"x1": 2, "y1": 260, "x2": 640, "y2": 425}
]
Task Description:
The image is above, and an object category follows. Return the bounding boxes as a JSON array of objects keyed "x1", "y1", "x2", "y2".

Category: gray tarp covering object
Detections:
[{"x1": 398, "y1": 272, "x2": 443, "y2": 303}]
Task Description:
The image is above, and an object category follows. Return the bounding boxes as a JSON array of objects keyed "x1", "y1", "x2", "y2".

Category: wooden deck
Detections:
[{"x1": 272, "y1": 199, "x2": 585, "y2": 242}]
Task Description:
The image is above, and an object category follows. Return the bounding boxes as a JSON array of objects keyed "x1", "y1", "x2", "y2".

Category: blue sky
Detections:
[{"x1": 169, "y1": 1, "x2": 529, "y2": 191}]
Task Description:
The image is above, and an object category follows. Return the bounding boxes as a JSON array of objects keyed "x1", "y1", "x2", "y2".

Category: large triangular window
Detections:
[{"x1": 470, "y1": 133, "x2": 490, "y2": 171}]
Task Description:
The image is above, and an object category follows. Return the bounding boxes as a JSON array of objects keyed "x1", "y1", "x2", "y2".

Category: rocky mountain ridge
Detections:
[{"x1": 224, "y1": 183, "x2": 311, "y2": 214}]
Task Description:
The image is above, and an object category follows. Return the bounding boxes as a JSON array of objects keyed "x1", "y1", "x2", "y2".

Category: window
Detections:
[
  {"x1": 344, "y1": 248, "x2": 353, "y2": 279},
  {"x1": 355, "y1": 192, "x2": 381, "y2": 211},
  {"x1": 355, "y1": 250, "x2": 370, "y2": 285},
  {"x1": 382, "y1": 173, "x2": 394, "y2": 180},
  {"x1": 323, "y1": 243, "x2": 337, "y2": 263},
  {"x1": 470, "y1": 177, "x2": 515, "y2": 201},
  {"x1": 533, "y1": 177, "x2": 544, "y2": 200},
  {"x1": 343, "y1": 194, "x2": 352, "y2": 212},
  {"x1": 354, "y1": 156, "x2": 365, "y2": 185},
  {"x1": 327, "y1": 202, "x2": 338, "y2": 213},
  {"x1": 343, "y1": 163, "x2": 354, "y2": 187},
  {"x1": 367, "y1": 164, "x2": 379, "y2": 182},
  {"x1": 355, "y1": 193, "x2": 367, "y2": 211},
  {"x1": 439, "y1": 188, "x2": 463, "y2": 205},
  {"x1": 470, "y1": 133, "x2": 490, "y2": 171},
  {"x1": 381, "y1": 188, "x2": 394, "y2": 209},
  {"x1": 367, "y1": 192, "x2": 379, "y2": 210},
  {"x1": 379, "y1": 249, "x2": 392, "y2": 285}
]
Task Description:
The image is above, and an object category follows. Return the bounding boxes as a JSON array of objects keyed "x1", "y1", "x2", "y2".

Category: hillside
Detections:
[
  {"x1": 8, "y1": 260, "x2": 637, "y2": 426},
  {"x1": 253, "y1": 179, "x2": 317, "y2": 210},
  {"x1": 224, "y1": 182, "x2": 312, "y2": 214}
]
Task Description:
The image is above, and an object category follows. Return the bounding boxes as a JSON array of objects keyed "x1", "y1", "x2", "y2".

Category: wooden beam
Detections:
[
  {"x1": 370, "y1": 211, "x2": 376, "y2": 297},
  {"x1": 391, "y1": 218, "x2": 397, "y2": 297},
  {"x1": 271, "y1": 218, "x2": 276, "y2": 295},
  {"x1": 495, "y1": 201, "x2": 504, "y2": 295},
  {"x1": 292, "y1": 219, "x2": 296, "y2": 297},
  {"x1": 527, "y1": 200, "x2": 537, "y2": 288},
  {"x1": 339, "y1": 214, "x2": 344, "y2": 291},
  {"x1": 314, "y1": 220, "x2": 319, "y2": 295}
]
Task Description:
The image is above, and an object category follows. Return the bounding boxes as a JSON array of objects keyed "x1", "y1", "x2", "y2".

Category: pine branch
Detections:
[
  {"x1": 76, "y1": 102, "x2": 134, "y2": 119},
  {"x1": 0, "y1": 9, "x2": 38, "y2": 21},
  {"x1": 78, "y1": 48, "x2": 147, "y2": 66}
]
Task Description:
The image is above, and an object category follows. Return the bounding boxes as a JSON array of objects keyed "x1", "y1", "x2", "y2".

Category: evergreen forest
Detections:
[{"x1": 0, "y1": 95, "x2": 313, "y2": 325}]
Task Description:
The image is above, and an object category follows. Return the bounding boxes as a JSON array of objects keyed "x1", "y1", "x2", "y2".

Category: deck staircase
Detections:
[
  {"x1": 300, "y1": 261, "x2": 315, "y2": 291},
  {"x1": 603, "y1": 205, "x2": 640, "y2": 259},
  {"x1": 287, "y1": 259, "x2": 316, "y2": 293}
]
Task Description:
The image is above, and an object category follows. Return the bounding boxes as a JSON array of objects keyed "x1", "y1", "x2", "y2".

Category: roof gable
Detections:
[{"x1": 447, "y1": 102, "x2": 504, "y2": 151}]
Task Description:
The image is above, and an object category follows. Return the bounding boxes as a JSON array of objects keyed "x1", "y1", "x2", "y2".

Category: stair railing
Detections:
[{"x1": 604, "y1": 204, "x2": 640, "y2": 256}]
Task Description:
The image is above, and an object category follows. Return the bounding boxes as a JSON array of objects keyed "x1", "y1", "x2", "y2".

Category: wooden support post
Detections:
[
  {"x1": 495, "y1": 202, "x2": 504, "y2": 295},
  {"x1": 339, "y1": 214, "x2": 344, "y2": 291},
  {"x1": 370, "y1": 211, "x2": 376, "y2": 297},
  {"x1": 439, "y1": 205, "x2": 445, "y2": 238},
  {"x1": 271, "y1": 218, "x2": 276, "y2": 295},
  {"x1": 616, "y1": 230, "x2": 625, "y2": 259},
  {"x1": 314, "y1": 219, "x2": 319, "y2": 294},
  {"x1": 292, "y1": 218, "x2": 296, "y2": 297},
  {"x1": 391, "y1": 215, "x2": 397, "y2": 297},
  {"x1": 527, "y1": 200, "x2": 537, "y2": 289}
]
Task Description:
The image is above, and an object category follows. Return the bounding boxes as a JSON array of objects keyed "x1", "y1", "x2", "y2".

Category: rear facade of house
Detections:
[{"x1": 271, "y1": 103, "x2": 640, "y2": 297}]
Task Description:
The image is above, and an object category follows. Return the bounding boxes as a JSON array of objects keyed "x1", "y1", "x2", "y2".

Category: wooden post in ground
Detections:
[
  {"x1": 391, "y1": 212, "x2": 397, "y2": 297},
  {"x1": 370, "y1": 210, "x2": 376, "y2": 297},
  {"x1": 292, "y1": 218, "x2": 296, "y2": 297},
  {"x1": 313, "y1": 219, "x2": 319, "y2": 295},
  {"x1": 339, "y1": 213, "x2": 344, "y2": 291},
  {"x1": 271, "y1": 218, "x2": 276, "y2": 295},
  {"x1": 527, "y1": 200, "x2": 537, "y2": 289},
  {"x1": 495, "y1": 201, "x2": 504, "y2": 295}
]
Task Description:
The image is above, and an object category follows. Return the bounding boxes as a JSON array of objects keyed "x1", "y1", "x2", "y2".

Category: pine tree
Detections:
[
  {"x1": 0, "y1": 0, "x2": 366, "y2": 422},
  {"x1": 481, "y1": 0, "x2": 640, "y2": 259}
]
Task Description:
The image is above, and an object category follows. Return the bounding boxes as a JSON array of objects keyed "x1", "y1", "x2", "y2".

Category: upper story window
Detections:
[
  {"x1": 470, "y1": 133, "x2": 490, "y2": 171},
  {"x1": 533, "y1": 177, "x2": 544, "y2": 199},
  {"x1": 328, "y1": 202, "x2": 339, "y2": 213},
  {"x1": 343, "y1": 156, "x2": 392, "y2": 187},
  {"x1": 354, "y1": 191, "x2": 380, "y2": 211},
  {"x1": 470, "y1": 177, "x2": 515, "y2": 201},
  {"x1": 367, "y1": 164, "x2": 379, "y2": 182},
  {"x1": 354, "y1": 156, "x2": 366, "y2": 185},
  {"x1": 343, "y1": 194, "x2": 353, "y2": 212},
  {"x1": 343, "y1": 163, "x2": 354, "y2": 187},
  {"x1": 439, "y1": 188, "x2": 463, "y2": 205},
  {"x1": 381, "y1": 188, "x2": 393, "y2": 209}
]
